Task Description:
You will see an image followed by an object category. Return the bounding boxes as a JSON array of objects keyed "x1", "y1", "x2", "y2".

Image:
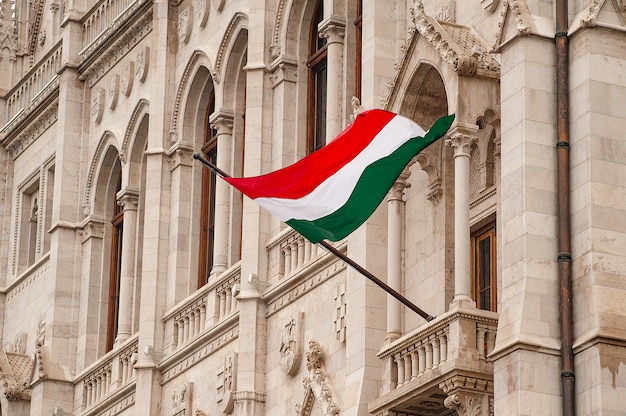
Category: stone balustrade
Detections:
[
  {"x1": 162, "y1": 263, "x2": 241, "y2": 354},
  {"x1": 372, "y1": 306, "x2": 498, "y2": 415},
  {"x1": 77, "y1": 336, "x2": 138, "y2": 411},
  {"x1": 81, "y1": 0, "x2": 136, "y2": 48},
  {"x1": 5, "y1": 40, "x2": 62, "y2": 122},
  {"x1": 267, "y1": 228, "x2": 319, "y2": 283}
]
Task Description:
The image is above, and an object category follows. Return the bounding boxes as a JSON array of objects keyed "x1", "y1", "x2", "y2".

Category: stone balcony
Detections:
[{"x1": 369, "y1": 305, "x2": 498, "y2": 416}]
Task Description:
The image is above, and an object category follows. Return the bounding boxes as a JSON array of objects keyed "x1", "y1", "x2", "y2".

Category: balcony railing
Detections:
[
  {"x1": 370, "y1": 306, "x2": 498, "y2": 415},
  {"x1": 81, "y1": 0, "x2": 137, "y2": 48},
  {"x1": 266, "y1": 228, "x2": 320, "y2": 284},
  {"x1": 76, "y1": 335, "x2": 138, "y2": 413},
  {"x1": 162, "y1": 263, "x2": 241, "y2": 355},
  {"x1": 4, "y1": 40, "x2": 62, "y2": 123}
]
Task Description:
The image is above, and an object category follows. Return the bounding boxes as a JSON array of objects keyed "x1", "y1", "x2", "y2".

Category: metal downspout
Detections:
[{"x1": 555, "y1": 0, "x2": 575, "y2": 415}]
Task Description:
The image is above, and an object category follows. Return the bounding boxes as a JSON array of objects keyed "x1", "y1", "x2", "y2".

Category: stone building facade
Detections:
[{"x1": 0, "y1": 0, "x2": 625, "y2": 415}]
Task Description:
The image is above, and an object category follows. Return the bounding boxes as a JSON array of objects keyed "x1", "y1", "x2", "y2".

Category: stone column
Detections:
[
  {"x1": 446, "y1": 132, "x2": 477, "y2": 306},
  {"x1": 319, "y1": 16, "x2": 346, "y2": 141},
  {"x1": 115, "y1": 187, "x2": 139, "y2": 344},
  {"x1": 209, "y1": 110, "x2": 235, "y2": 277},
  {"x1": 385, "y1": 171, "x2": 410, "y2": 343}
]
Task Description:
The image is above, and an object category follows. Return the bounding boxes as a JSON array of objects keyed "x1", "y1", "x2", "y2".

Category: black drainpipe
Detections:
[{"x1": 555, "y1": 0, "x2": 575, "y2": 415}]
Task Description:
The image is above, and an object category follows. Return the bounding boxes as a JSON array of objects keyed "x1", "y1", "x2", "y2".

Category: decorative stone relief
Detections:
[
  {"x1": 217, "y1": 352, "x2": 237, "y2": 414},
  {"x1": 38, "y1": 30, "x2": 46, "y2": 46},
  {"x1": 4, "y1": 100, "x2": 59, "y2": 160},
  {"x1": 34, "y1": 320, "x2": 47, "y2": 380},
  {"x1": 121, "y1": 61, "x2": 135, "y2": 96},
  {"x1": 426, "y1": 177, "x2": 443, "y2": 204},
  {"x1": 271, "y1": 0, "x2": 288, "y2": 58},
  {"x1": 295, "y1": 340, "x2": 339, "y2": 416},
  {"x1": 350, "y1": 96, "x2": 365, "y2": 122},
  {"x1": 178, "y1": 7, "x2": 192, "y2": 43},
  {"x1": 91, "y1": 88, "x2": 105, "y2": 123},
  {"x1": 195, "y1": 0, "x2": 209, "y2": 27},
  {"x1": 0, "y1": 350, "x2": 34, "y2": 401},
  {"x1": 280, "y1": 313, "x2": 303, "y2": 375},
  {"x1": 213, "y1": 13, "x2": 246, "y2": 83},
  {"x1": 108, "y1": 74, "x2": 120, "y2": 110},
  {"x1": 269, "y1": 56, "x2": 298, "y2": 88},
  {"x1": 13, "y1": 334, "x2": 26, "y2": 354},
  {"x1": 333, "y1": 283, "x2": 347, "y2": 343},
  {"x1": 136, "y1": 46, "x2": 150, "y2": 83},
  {"x1": 439, "y1": 375, "x2": 493, "y2": 416},
  {"x1": 171, "y1": 382, "x2": 192, "y2": 416}
]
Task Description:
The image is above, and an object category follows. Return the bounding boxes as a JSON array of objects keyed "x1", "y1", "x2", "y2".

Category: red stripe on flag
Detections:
[{"x1": 225, "y1": 109, "x2": 396, "y2": 199}]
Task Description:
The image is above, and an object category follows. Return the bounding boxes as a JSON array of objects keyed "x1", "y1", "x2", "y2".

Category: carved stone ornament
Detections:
[
  {"x1": 136, "y1": 46, "x2": 150, "y2": 83},
  {"x1": 481, "y1": 0, "x2": 499, "y2": 13},
  {"x1": 217, "y1": 352, "x2": 237, "y2": 414},
  {"x1": 108, "y1": 74, "x2": 120, "y2": 110},
  {"x1": 178, "y1": 7, "x2": 192, "y2": 43},
  {"x1": 172, "y1": 382, "x2": 192, "y2": 416},
  {"x1": 91, "y1": 88, "x2": 105, "y2": 124},
  {"x1": 0, "y1": 350, "x2": 34, "y2": 401},
  {"x1": 295, "y1": 340, "x2": 339, "y2": 416},
  {"x1": 121, "y1": 61, "x2": 135, "y2": 96},
  {"x1": 280, "y1": 313, "x2": 303, "y2": 376},
  {"x1": 195, "y1": 0, "x2": 209, "y2": 27}
]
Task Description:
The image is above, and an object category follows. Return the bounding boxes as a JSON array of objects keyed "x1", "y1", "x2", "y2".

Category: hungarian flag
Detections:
[{"x1": 225, "y1": 110, "x2": 454, "y2": 243}]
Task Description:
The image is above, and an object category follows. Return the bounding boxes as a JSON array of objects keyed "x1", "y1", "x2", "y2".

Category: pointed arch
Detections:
[
  {"x1": 121, "y1": 99, "x2": 149, "y2": 164},
  {"x1": 212, "y1": 12, "x2": 248, "y2": 84},
  {"x1": 85, "y1": 131, "x2": 122, "y2": 216},
  {"x1": 170, "y1": 50, "x2": 216, "y2": 144}
]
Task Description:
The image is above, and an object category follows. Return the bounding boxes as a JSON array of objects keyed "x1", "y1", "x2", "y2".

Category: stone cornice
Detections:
[
  {"x1": 78, "y1": 0, "x2": 153, "y2": 87},
  {"x1": 0, "y1": 79, "x2": 59, "y2": 160}
]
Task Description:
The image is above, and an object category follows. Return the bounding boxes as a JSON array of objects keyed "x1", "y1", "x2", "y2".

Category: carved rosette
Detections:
[
  {"x1": 295, "y1": 340, "x2": 339, "y2": 416},
  {"x1": 280, "y1": 313, "x2": 303, "y2": 376}
]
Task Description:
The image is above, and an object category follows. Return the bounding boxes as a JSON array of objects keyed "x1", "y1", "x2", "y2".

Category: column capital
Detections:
[
  {"x1": 387, "y1": 170, "x2": 412, "y2": 203},
  {"x1": 446, "y1": 133, "x2": 478, "y2": 158},
  {"x1": 116, "y1": 187, "x2": 140, "y2": 211},
  {"x1": 319, "y1": 16, "x2": 346, "y2": 44},
  {"x1": 209, "y1": 109, "x2": 235, "y2": 135}
]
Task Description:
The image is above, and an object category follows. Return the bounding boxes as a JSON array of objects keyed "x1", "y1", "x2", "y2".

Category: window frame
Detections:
[
  {"x1": 106, "y1": 175, "x2": 123, "y2": 352},
  {"x1": 306, "y1": 0, "x2": 328, "y2": 154},
  {"x1": 471, "y1": 221, "x2": 497, "y2": 312}
]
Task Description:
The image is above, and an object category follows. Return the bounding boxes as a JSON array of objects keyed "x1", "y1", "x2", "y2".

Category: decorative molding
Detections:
[
  {"x1": 33, "y1": 320, "x2": 47, "y2": 381},
  {"x1": 426, "y1": 177, "x2": 443, "y2": 204},
  {"x1": 579, "y1": 0, "x2": 626, "y2": 28},
  {"x1": 318, "y1": 16, "x2": 346, "y2": 45},
  {"x1": 169, "y1": 51, "x2": 213, "y2": 144},
  {"x1": 78, "y1": 0, "x2": 152, "y2": 87},
  {"x1": 83, "y1": 131, "x2": 118, "y2": 215},
  {"x1": 213, "y1": 0, "x2": 226, "y2": 12},
  {"x1": 217, "y1": 353, "x2": 237, "y2": 414},
  {"x1": 121, "y1": 99, "x2": 150, "y2": 163},
  {"x1": 160, "y1": 322, "x2": 239, "y2": 384},
  {"x1": 265, "y1": 258, "x2": 346, "y2": 317},
  {"x1": 492, "y1": 0, "x2": 531, "y2": 50},
  {"x1": 269, "y1": 55, "x2": 298, "y2": 88},
  {"x1": 213, "y1": 13, "x2": 247, "y2": 83},
  {"x1": 440, "y1": 375, "x2": 493, "y2": 416},
  {"x1": 349, "y1": 96, "x2": 366, "y2": 122},
  {"x1": 295, "y1": 340, "x2": 339, "y2": 416},
  {"x1": 2, "y1": 93, "x2": 59, "y2": 160},
  {"x1": 271, "y1": 0, "x2": 288, "y2": 58},
  {"x1": 28, "y1": 0, "x2": 46, "y2": 55},
  {"x1": 5, "y1": 259, "x2": 50, "y2": 302},
  {"x1": 280, "y1": 313, "x2": 303, "y2": 375}
]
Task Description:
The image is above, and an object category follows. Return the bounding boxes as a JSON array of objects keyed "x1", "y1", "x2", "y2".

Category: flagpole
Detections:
[{"x1": 193, "y1": 152, "x2": 436, "y2": 322}]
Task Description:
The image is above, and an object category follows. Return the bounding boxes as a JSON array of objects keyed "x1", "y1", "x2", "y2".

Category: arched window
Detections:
[
  {"x1": 106, "y1": 174, "x2": 123, "y2": 352},
  {"x1": 198, "y1": 91, "x2": 217, "y2": 288},
  {"x1": 307, "y1": 0, "x2": 327, "y2": 154}
]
